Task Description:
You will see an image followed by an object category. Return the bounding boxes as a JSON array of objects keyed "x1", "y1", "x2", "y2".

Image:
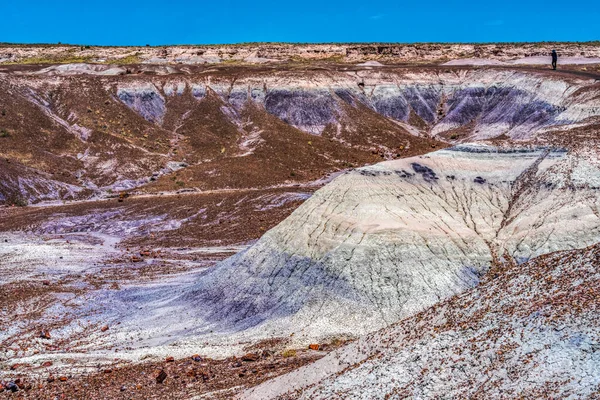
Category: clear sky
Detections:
[{"x1": 2, "y1": 0, "x2": 599, "y2": 45}]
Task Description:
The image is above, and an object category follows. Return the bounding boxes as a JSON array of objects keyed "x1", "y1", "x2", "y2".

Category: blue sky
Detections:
[{"x1": 2, "y1": 0, "x2": 599, "y2": 45}]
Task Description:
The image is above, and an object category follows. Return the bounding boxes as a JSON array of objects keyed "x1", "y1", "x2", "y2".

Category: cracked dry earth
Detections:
[{"x1": 1, "y1": 53, "x2": 600, "y2": 399}]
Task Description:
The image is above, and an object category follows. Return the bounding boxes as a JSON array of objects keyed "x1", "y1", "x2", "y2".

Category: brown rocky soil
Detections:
[{"x1": 0, "y1": 346, "x2": 328, "y2": 399}]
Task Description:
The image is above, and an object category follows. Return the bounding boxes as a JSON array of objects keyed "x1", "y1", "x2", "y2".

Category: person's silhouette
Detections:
[{"x1": 551, "y1": 50, "x2": 558, "y2": 70}]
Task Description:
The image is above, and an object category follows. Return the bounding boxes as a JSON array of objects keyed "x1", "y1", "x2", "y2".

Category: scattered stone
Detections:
[
  {"x1": 7, "y1": 382, "x2": 18, "y2": 393},
  {"x1": 156, "y1": 369, "x2": 167, "y2": 384},
  {"x1": 58, "y1": 376, "x2": 68, "y2": 382},
  {"x1": 474, "y1": 176, "x2": 487, "y2": 184},
  {"x1": 101, "y1": 325, "x2": 109, "y2": 332},
  {"x1": 308, "y1": 344, "x2": 321, "y2": 351},
  {"x1": 191, "y1": 354, "x2": 203, "y2": 362},
  {"x1": 261, "y1": 349, "x2": 274, "y2": 358},
  {"x1": 41, "y1": 361, "x2": 53, "y2": 367},
  {"x1": 120, "y1": 385, "x2": 127, "y2": 392},
  {"x1": 165, "y1": 356, "x2": 174, "y2": 362},
  {"x1": 40, "y1": 329, "x2": 51, "y2": 339},
  {"x1": 242, "y1": 353, "x2": 260, "y2": 362},
  {"x1": 411, "y1": 162, "x2": 438, "y2": 182},
  {"x1": 47, "y1": 376, "x2": 55, "y2": 383}
]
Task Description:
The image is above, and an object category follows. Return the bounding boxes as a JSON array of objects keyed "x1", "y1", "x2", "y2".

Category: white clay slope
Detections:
[
  {"x1": 243, "y1": 244, "x2": 600, "y2": 399},
  {"x1": 187, "y1": 145, "x2": 600, "y2": 343}
]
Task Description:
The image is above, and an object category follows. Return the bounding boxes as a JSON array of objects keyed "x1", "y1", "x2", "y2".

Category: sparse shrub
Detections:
[
  {"x1": 175, "y1": 181, "x2": 185, "y2": 187},
  {"x1": 1, "y1": 110, "x2": 6, "y2": 116},
  {"x1": 450, "y1": 134, "x2": 459, "y2": 140},
  {"x1": 290, "y1": 171, "x2": 296, "y2": 177},
  {"x1": 6, "y1": 194, "x2": 28, "y2": 207},
  {"x1": 329, "y1": 336, "x2": 346, "y2": 347},
  {"x1": 0, "y1": 129, "x2": 10, "y2": 138},
  {"x1": 282, "y1": 349, "x2": 297, "y2": 358}
]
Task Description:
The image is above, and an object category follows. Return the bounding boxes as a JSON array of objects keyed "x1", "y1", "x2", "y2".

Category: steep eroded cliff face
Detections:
[{"x1": 2, "y1": 66, "x2": 599, "y2": 205}]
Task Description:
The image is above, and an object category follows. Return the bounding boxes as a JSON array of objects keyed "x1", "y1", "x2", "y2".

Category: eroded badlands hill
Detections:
[
  {"x1": 2, "y1": 64, "x2": 599, "y2": 207},
  {"x1": 245, "y1": 244, "x2": 600, "y2": 399},
  {"x1": 2, "y1": 57, "x2": 600, "y2": 399},
  {"x1": 185, "y1": 145, "x2": 600, "y2": 342}
]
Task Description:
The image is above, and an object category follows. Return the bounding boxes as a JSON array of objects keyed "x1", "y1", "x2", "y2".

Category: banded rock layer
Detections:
[
  {"x1": 188, "y1": 145, "x2": 600, "y2": 341},
  {"x1": 115, "y1": 68, "x2": 600, "y2": 140},
  {"x1": 2, "y1": 67, "x2": 599, "y2": 204}
]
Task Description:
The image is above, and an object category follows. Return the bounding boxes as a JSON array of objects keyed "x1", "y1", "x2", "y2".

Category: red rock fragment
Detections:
[
  {"x1": 165, "y1": 356, "x2": 174, "y2": 362},
  {"x1": 191, "y1": 354, "x2": 202, "y2": 362},
  {"x1": 308, "y1": 344, "x2": 321, "y2": 351},
  {"x1": 41, "y1": 361, "x2": 53, "y2": 367},
  {"x1": 101, "y1": 325, "x2": 109, "y2": 332},
  {"x1": 58, "y1": 376, "x2": 68, "y2": 382}
]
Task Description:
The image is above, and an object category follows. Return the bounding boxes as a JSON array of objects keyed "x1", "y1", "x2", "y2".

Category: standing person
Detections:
[{"x1": 551, "y1": 50, "x2": 558, "y2": 70}]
